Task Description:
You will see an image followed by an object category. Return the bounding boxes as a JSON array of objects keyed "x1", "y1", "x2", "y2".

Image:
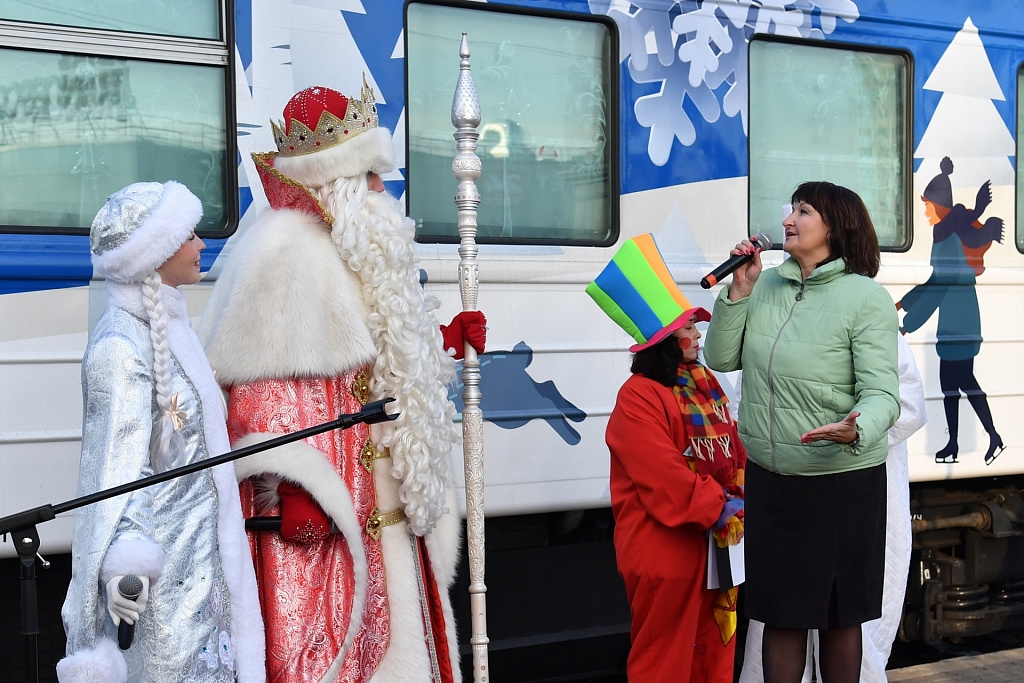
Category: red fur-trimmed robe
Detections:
[
  {"x1": 199, "y1": 181, "x2": 461, "y2": 682},
  {"x1": 606, "y1": 373, "x2": 734, "y2": 683}
]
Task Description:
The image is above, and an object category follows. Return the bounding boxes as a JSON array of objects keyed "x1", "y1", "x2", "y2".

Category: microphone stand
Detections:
[{"x1": 0, "y1": 398, "x2": 398, "y2": 683}]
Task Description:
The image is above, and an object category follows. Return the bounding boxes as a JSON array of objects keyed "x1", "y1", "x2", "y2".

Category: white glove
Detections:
[{"x1": 105, "y1": 575, "x2": 150, "y2": 627}]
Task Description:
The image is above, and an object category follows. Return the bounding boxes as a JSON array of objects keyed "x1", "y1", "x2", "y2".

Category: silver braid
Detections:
[{"x1": 141, "y1": 271, "x2": 175, "y2": 470}]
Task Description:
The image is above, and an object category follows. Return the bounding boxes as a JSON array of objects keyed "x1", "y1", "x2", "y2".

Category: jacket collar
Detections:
[{"x1": 776, "y1": 256, "x2": 848, "y2": 285}]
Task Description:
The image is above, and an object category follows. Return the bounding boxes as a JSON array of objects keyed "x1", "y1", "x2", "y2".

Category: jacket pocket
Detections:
[
  {"x1": 818, "y1": 384, "x2": 836, "y2": 415},
  {"x1": 819, "y1": 384, "x2": 856, "y2": 420}
]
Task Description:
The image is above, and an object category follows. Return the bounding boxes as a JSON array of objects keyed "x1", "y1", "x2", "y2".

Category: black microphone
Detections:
[
  {"x1": 117, "y1": 574, "x2": 144, "y2": 650},
  {"x1": 700, "y1": 233, "x2": 772, "y2": 289}
]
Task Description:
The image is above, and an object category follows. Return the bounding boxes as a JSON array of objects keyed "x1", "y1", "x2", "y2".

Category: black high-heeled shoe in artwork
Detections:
[
  {"x1": 984, "y1": 433, "x2": 1005, "y2": 466},
  {"x1": 935, "y1": 442, "x2": 959, "y2": 464}
]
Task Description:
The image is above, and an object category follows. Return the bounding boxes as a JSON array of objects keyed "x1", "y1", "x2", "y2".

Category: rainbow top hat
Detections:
[{"x1": 586, "y1": 234, "x2": 710, "y2": 352}]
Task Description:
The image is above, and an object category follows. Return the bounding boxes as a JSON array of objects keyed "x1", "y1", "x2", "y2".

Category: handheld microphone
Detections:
[
  {"x1": 117, "y1": 574, "x2": 144, "y2": 650},
  {"x1": 700, "y1": 233, "x2": 772, "y2": 289}
]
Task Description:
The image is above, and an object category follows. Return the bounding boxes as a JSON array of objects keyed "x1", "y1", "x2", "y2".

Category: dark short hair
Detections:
[
  {"x1": 631, "y1": 334, "x2": 682, "y2": 387},
  {"x1": 791, "y1": 181, "x2": 881, "y2": 278}
]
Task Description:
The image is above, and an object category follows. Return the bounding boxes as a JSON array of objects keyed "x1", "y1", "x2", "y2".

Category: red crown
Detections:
[{"x1": 271, "y1": 78, "x2": 379, "y2": 157}]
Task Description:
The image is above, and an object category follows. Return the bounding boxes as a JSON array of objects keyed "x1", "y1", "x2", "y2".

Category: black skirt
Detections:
[{"x1": 744, "y1": 461, "x2": 887, "y2": 629}]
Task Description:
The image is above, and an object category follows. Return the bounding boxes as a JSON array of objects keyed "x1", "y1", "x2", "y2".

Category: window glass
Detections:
[
  {"x1": 0, "y1": 0, "x2": 220, "y2": 40},
  {"x1": 406, "y1": 2, "x2": 615, "y2": 244},
  {"x1": 749, "y1": 39, "x2": 910, "y2": 248},
  {"x1": 0, "y1": 48, "x2": 229, "y2": 234},
  {"x1": 1017, "y1": 66, "x2": 1024, "y2": 253}
]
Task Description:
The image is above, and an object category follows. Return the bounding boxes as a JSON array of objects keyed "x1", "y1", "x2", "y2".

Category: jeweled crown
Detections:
[{"x1": 271, "y1": 78, "x2": 380, "y2": 157}]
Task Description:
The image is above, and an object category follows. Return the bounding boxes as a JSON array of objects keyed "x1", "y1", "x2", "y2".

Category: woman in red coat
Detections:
[{"x1": 589, "y1": 234, "x2": 745, "y2": 682}]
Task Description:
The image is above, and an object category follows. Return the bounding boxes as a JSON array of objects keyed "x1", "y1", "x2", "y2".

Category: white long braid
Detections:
[
  {"x1": 316, "y1": 175, "x2": 459, "y2": 536},
  {"x1": 141, "y1": 271, "x2": 179, "y2": 473}
]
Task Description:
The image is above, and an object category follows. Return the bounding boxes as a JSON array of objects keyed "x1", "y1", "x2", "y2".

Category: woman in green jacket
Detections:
[{"x1": 703, "y1": 182, "x2": 900, "y2": 683}]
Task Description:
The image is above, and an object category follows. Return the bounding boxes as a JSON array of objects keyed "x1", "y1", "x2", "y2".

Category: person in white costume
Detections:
[
  {"x1": 57, "y1": 181, "x2": 265, "y2": 683},
  {"x1": 739, "y1": 331, "x2": 926, "y2": 683}
]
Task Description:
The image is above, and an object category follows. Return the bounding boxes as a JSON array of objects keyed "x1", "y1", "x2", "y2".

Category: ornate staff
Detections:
[{"x1": 451, "y1": 32, "x2": 489, "y2": 682}]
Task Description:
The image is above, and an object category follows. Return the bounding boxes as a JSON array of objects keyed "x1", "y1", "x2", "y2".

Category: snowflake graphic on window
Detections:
[{"x1": 589, "y1": 0, "x2": 860, "y2": 165}]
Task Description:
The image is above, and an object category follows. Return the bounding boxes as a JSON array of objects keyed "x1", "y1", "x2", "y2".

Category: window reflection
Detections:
[
  {"x1": 407, "y1": 2, "x2": 615, "y2": 244},
  {"x1": 1017, "y1": 66, "x2": 1024, "y2": 253},
  {"x1": 749, "y1": 39, "x2": 910, "y2": 248},
  {"x1": 0, "y1": 0, "x2": 221, "y2": 40},
  {"x1": 0, "y1": 49, "x2": 228, "y2": 234}
]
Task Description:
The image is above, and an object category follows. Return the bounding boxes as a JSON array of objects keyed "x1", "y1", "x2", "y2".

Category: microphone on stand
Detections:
[
  {"x1": 700, "y1": 233, "x2": 773, "y2": 289},
  {"x1": 117, "y1": 574, "x2": 144, "y2": 650}
]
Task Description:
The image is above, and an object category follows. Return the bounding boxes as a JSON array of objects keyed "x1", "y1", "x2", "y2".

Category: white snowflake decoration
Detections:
[{"x1": 590, "y1": 0, "x2": 860, "y2": 165}]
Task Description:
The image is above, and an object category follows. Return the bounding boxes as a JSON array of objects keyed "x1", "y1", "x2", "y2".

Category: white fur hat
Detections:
[
  {"x1": 90, "y1": 181, "x2": 203, "y2": 284},
  {"x1": 273, "y1": 126, "x2": 394, "y2": 188}
]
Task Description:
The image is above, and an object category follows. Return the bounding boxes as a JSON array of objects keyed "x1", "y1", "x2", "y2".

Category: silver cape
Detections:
[{"x1": 60, "y1": 283, "x2": 264, "y2": 683}]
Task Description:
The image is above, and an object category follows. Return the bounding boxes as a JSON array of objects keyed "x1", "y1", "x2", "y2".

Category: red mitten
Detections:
[
  {"x1": 440, "y1": 310, "x2": 487, "y2": 360},
  {"x1": 278, "y1": 480, "x2": 330, "y2": 544}
]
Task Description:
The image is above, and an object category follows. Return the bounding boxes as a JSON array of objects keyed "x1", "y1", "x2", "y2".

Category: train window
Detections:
[
  {"x1": 0, "y1": 11, "x2": 233, "y2": 237},
  {"x1": 748, "y1": 37, "x2": 912, "y2": 250},
  {"x1": 1018, "y1": 64, "x2": 1024, "y2": 253},
  {"x1": 405, "y1": 1, "x2": 617, "y2": 245},
  {"x1": 0, "y1": 0, "x2": 220, "y2": 40},
  {"x1": 0, "y1": 49, "x2": 230, "y2": 235}
]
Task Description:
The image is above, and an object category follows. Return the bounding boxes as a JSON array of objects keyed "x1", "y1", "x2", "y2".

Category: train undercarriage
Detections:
[{"x1": 901, "y1": 477, "x2": 1024, "y2": 645}]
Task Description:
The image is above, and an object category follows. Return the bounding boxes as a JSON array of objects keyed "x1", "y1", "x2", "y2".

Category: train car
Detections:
[{"x1": 2, "y1": 0, "x2": 1024, "y2": 679}]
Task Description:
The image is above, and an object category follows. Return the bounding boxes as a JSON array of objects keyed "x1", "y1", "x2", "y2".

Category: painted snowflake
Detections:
[{"x1": 589, "y1": 0, "x2": 860, "y2": 165}]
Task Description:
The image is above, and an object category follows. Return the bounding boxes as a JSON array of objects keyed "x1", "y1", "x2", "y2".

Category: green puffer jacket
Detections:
[{"x1": 703, "y1": 257, "x2": 900, "y2": 476}]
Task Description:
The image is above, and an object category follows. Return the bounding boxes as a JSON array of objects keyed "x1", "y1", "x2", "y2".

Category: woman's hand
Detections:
[
  {"x1": 714, "y1": 491, "x2": 745, "y2": 546},
  {"x1": 801, "y1": 411, "x2": 860, "y2": 445},
  {"x1": 727, "y1": 238, "x2": 763, "y2": 301}
]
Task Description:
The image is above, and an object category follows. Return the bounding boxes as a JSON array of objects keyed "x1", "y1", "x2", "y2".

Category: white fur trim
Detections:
[
  {"x1": 169, "y1": 297, "x2": 268, "y2": 683},
  {"x1": 232, "y1": 432, "x2": 368, "y2": 677},
  {"x1": 209, "y1": 459, "x2": 266, "y2": 683},
  {"x1": 198, "y1": 209, "x2": 377, "y2": 385},
  {"x1": 92, "y1": 181, "x2": 203, "y2": 284},
  {"x1": 251, "y1": 475, "x2": 283, "y2": 510},
  {"x1": 99, "y1": 536, "x2": 165, "y2": 584},
  {"x1": 368, "y1": 523, "x2": 431, "y2": 682},
  {"x1": 430, "y1": 488, "x2": 464, "y2": 589},
  {"x1": 165, "y1": 313, "x2": 268, "y2": 683},
  {"x1": 425, "y1": 526, "x2": 463, "y2": 683},
  {"x1": 56, "y1": 637, "x2": 127, "y2": 683},
  {"x1": 273, "y1": 126, "x2": 395, "y2": 188},
  {"x1": 367, "y1": 456, "x2": 462, "y2": 682}
]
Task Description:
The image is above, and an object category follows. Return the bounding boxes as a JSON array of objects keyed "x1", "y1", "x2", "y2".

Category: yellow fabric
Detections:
[
  {"x1": 714, "y1": 516, "x2": 744, "y2": 548},
  {"x1": 713, "y1": 586, "x2": 739, "y2": 645}
]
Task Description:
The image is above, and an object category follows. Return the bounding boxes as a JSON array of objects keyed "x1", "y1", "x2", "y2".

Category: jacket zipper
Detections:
[{"x1": 766, "y1": 280, "x2": 805, "y2": 472}]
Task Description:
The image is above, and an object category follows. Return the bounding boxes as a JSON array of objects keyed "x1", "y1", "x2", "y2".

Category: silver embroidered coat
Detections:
[{"x1": 59, "y1": 283, "x2": 264, "y2": 683}]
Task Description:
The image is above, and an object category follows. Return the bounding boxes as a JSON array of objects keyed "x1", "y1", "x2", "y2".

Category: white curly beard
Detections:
[{"x1": 316, "y1": 175, "x2": 460, "y2": 536}]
